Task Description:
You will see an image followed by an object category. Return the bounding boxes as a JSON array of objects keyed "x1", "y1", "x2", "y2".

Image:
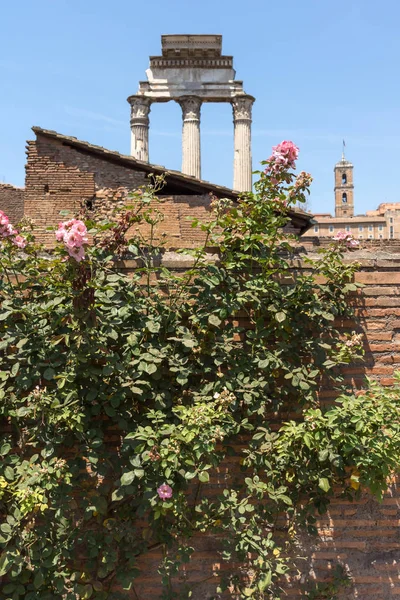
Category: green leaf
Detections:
[
  {"x1": 318, "y1": 477, "x2": 331, "y2": 492},
  {"x1": 33, "y1": 571, "x2": 44, "y2": 589},
  {"x1": 130, "y1": 386, "x2": 143, "y2": 395},
  {"x1": 0, "y1": 552, "x2": 11, "y2": 576},
  {"x1": 16, "y1": 338, "x2": 28, "y2": 349},
  {"x1": 146, "y1": 320, "x2": 160, "y2": 333},
  {"x1": 4, "y1": 466, "x2": 14, "y2": 481},
  {"x1": 208, "y1": 314, "x2": 221, "y2": 327},
  {"x1": 43, "y1": 367, "x2": 55, "y2": 380},
  {"x1": 80, "y1": 584, "x2": 93, "y2": 599},
  {"x1": 275, "y1": 312, "x2": 286, "y2": 323},
  {"x1": 198, "y1": 471, "x2": 210, "y2": 483},
  {"x1": 319, "y1": 449, "x2": 329, "y2": 462},
  {"x1": 0, "y1": 443, "x2": 11, "y2": 456},
  {"x1": 144, "y1": 362, "x2": 157, "y2": 375},
  {"x1": 120, "y1": 472, "x2": 135, "y2": 486},
  {"x1": 258, "y1": 570, "x2": 272, "y2": 591},
  {"x1": 11, "y1": 363, "x2": 20, "y2": 377},
  {"x1": 111, "y1": 489, "x2": 124, "y2": 502}
]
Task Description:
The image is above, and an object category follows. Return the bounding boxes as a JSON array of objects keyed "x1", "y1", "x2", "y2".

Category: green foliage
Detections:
[{"x1": 0, "y1": 162, "x2": 397, "y2": 600}]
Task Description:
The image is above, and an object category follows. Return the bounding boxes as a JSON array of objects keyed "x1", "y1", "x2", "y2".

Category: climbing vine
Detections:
[{"x1": 1, "y1": 142, "x2": 400, "y2": 600}]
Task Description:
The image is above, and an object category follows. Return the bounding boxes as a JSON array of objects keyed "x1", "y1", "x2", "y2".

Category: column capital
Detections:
[
  {"x1": 127, "y1": 95, "x2": 152, "y2": 126},
  {"x1": 177, "y1": 95, "x2": 202, "y2": 122},
  {"x1": 231, "y1": 94, "x2": 255, "y2": 122}
]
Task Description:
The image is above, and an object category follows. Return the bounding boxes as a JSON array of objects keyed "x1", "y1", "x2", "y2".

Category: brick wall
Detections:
[
  {"x1": 25, "y1": 136, "x2": 145, "y2": 245},
  {"x1": 0, "y1": 183, "x2": 24, "y2": 224},
  {"x1": 19, "y1": 136, "x2": 400, "y2": 596},
  {"x1": 24, "y1": 135, "x2": 214, "y2": 247},
  {"x1": 124, "y1": 243, "x2": 400, "y2": 599}
]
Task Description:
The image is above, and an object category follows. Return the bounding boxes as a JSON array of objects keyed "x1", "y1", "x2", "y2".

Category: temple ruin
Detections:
[{"x1": 127, "y1": 34, "x2": 255, "y2": 191}]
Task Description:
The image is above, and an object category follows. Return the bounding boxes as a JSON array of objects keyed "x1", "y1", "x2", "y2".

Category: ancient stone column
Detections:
[
  {"x1": 128, "y1": 95, "x2": 151, "y2": 162},
  {"x1": 232, "y1": 94, "x2": 255, "y2": 192},
  {"x1": 178, "y1": 96, "x2": 202, "y2": 179}
]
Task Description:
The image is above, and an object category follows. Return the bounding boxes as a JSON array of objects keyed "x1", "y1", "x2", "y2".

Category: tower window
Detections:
[
  {"x1": 314, "y1": 226, "x2": 319, "y2": 233},
  {"x1": 346, "y1": 226, "x2": 351, "y2": 232},
  {"x1": 359, "y1": 226, "x2": 363, "y2": 232},
  {"x1": 378, "y1": 225, "x2": 383, "y2": 231},
  {"x1": 329, "y1": 225, "x2": 334, "y2": 233},
  {"x1": 342, "y1": 173, "x2": 347, "y2": 184},
  {"x1": 390, "y1": 226, "x2": 394, "y2": 239},
  {"x1": 368, "y1": 225, "x2": 373, "y2": 231},
  {"x1": 390, "y1": 218, "x2": 393, "y2": 224},
  {"x1": 342, "y1": 193, "x2": 347, "y2": 203}
]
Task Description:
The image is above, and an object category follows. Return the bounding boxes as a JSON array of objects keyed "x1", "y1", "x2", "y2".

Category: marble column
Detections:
[
  {"x1": 178, "y1": 96, "x2": 202, "y2": 179},
  {"x1": 128, "y1": 95, "x2": 151, "y2": 162},
  {"x1": 232, "y1": 94, "x2": 255, "y2": 192}
]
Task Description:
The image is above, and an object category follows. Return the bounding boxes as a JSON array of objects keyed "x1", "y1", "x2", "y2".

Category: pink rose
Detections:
[
  {"x1": 67, "y1": 245, "x2": 85, "y2": 262},
  {"x1": 272, "y1": 140, "x2": 299, "y2": 163},
  {"x1": 56, "y1": 219, "x2": 88, "y2": 261},
  {"x1": 333, "y1": 231, "x2": 347, "y2": 241},
  {"x1": 13, "y1": 235, "x2": 27, "y2": 249},
  {"x1": 347, "y1": 238, "x2": 359, "y2": 248},
  {"x1": 265, "y1": 140, "x2": 299, "y2": 179},
  {"x1": 71, "y1": 221, "x2": 87, "y2": 236},
  {"x1": 56, "y1": 223, "x2": 67, "y2": 242},
  {"x1": 64, "y1": 230, "x2": 84, "y2": 249},
  {"x1": 157, "y1": 483, "x2": 173, "y2": 500},
  {"x1": 1, "y1": 223, "x2": 16, "y2": 237}
]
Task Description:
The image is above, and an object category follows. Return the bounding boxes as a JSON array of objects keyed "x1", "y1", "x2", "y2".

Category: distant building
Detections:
[{"x1": 308, "y1": 151, "x2": 399, "y2": 240}]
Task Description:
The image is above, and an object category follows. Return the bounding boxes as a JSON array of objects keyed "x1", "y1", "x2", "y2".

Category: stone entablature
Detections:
[{"x1": 128, "y1": 34, "x2": 255, "y2": 191}]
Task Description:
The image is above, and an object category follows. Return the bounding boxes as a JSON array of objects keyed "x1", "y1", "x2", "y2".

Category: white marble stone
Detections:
[
  {"x1": 232, "y1": 95, "x2": 255, "y2": 192},
  {"x1": 128, "y1": 95, "x2": 151, "y2": 162},
  {"x1": 127, "y1": 35, "x2": 255, "y2": 187},
  {"x1": 178, "y1": 96, "x2": 202, "y2": 179}
]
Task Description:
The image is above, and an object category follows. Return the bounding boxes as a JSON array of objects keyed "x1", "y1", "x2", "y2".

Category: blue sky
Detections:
[{"x1": 1, "y1": 0, "x2": 399, "y2": 214}]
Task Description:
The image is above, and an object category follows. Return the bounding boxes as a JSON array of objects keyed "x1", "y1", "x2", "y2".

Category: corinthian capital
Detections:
[
  {"x1": 232, "y1": 94, "x2": 255, "y2": 122},
  {"x1": 128, "y1": 95, "x2": 152, "y2": 124},
  {"x1": 178, "y1": 96, "x2": 202, "y2": 122}
]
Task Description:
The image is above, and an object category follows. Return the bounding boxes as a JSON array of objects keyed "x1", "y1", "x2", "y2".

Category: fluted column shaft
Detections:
[
  {"x1": 178, "y1": 96, "x2": 202, "y2": 179},
  {"x1": 232, "y1": 95, "x2": 255, "y2": 192},
  {"x1": 128, "y1": 95, "x2": 151, "y2": 162}
]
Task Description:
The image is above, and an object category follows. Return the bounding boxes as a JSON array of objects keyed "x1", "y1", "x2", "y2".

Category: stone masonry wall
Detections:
[
  {"x1": 25, "y1": 136, "x2": 213, "y2": 247},
  {"x1": 0, "y1": 183, "x2": 24, "y2": 224}
]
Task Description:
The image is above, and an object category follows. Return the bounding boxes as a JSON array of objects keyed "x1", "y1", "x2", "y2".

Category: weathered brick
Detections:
[{"x1": 0, "y1": 183, "x2": 24, "y2": 223}]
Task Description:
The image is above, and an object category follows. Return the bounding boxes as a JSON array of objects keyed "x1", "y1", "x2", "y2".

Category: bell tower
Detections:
[{"x1": 334, "y1": 144, "x2": 354, "y2": 218}]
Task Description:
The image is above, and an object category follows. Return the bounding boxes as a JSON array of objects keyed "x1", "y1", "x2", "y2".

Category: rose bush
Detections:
[{"x1": 0, "y1": 144, "x2": 399, "y2": 600}]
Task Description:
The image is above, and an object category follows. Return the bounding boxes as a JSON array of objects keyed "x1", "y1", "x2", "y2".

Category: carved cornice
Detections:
[
  {"x1": 231, "y1": 95, "x2": 255, "y2": 122},
  {"x1": 128, "y1": 96, "x2": 152, "y2": 125},
  {"x1": 178, "y1": 96, "x2": 202, "y2": 122},
  {"x1": 150, "y1": 57, "x2": 233, "y2": 69}
]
